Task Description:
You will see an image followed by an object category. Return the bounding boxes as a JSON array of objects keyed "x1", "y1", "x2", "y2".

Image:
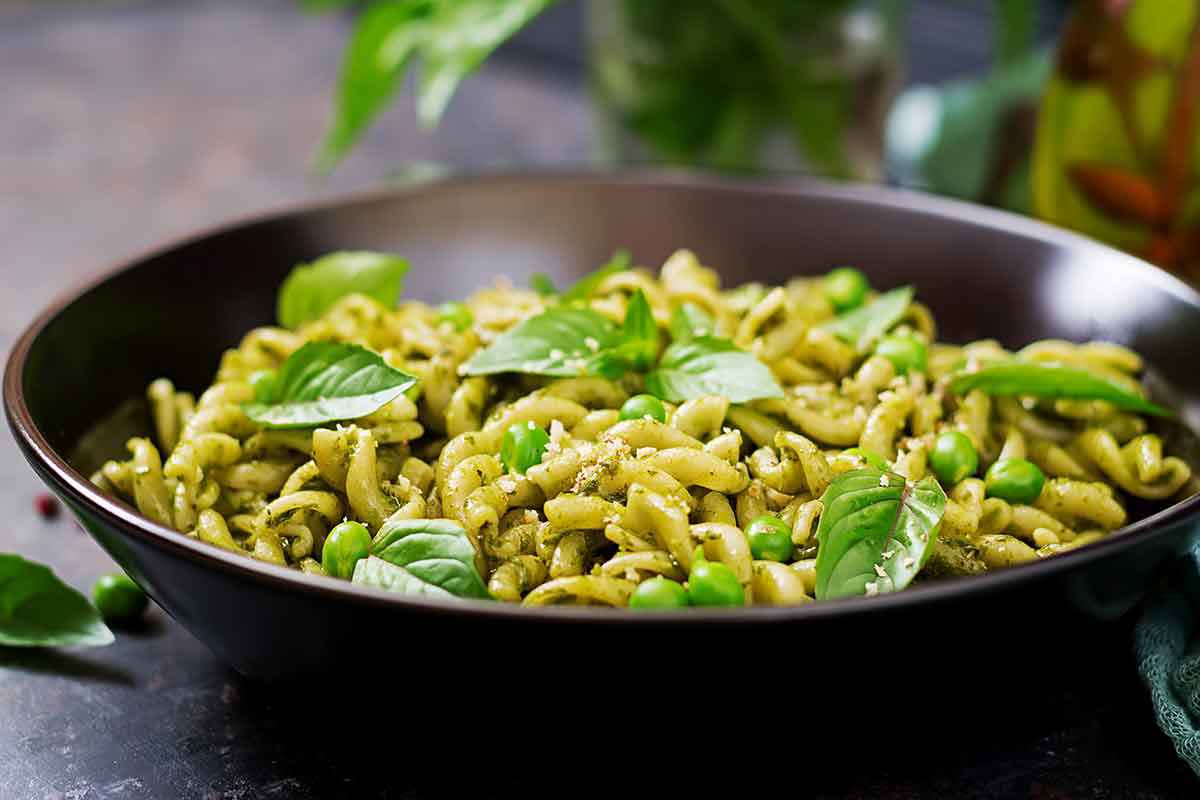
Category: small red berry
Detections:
[{"x1": 35, "y1": 494, "x2": 60, "y2": 520}]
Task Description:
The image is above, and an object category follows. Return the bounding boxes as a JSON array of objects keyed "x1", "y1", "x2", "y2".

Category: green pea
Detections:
[
  {"x1": 629, "y1": 577, "x2": 690, "y2": 609},
  {"x1": 248, "y1": 369, "x2": 278, "y2": 403},
  {"x1": 875, "y1": 333, "x2": 928, "y2": 375},
  {"x1": 92, "y1": 573, "x2": 148, "y2": 622},
  {"x1": 746, "y1": 515, "x2": 794, "y2": 562},
  {"x1": 500, "y1": 421, "x2": 551, "y2": 474},
  {"x1": 985, "y1": 458, "x2": 1046, "y2": 505},
  {"x1": 687, "y1": 548, "x2": 744, "y2": 607},
  {"x1": 322, "y1": 520, "x2": 372, "y2": 579},
  {"x1": 929, "y1": 431, "x2": 979, "y2": 486},
  {"x1": 436, "y1": 301, "x2": 473, "y2": 332},
  {"x1": 824, "y1": 267, "x2": 869, "y2": 312},
  {"x1": 619, "y1": 394, "x2": 667, "y2": 423}
]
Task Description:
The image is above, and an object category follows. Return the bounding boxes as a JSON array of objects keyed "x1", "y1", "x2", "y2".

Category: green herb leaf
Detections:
[
  {"x1": 819, "y1": 286, "x2": 914, "y2": 353},
  {"x1": 615, "y1": 289, "x2": 659, "y2": 370},
  {"x1": 948, "y1": 361, "x2": 1171, "y2": 416},
  {"x1": 318, "y1": 0, "x2": 557, "y2": 170},
  {"x1": 414, "y1": 0, "x2": 559, "y2": 125},
  {"x1": 366, "y1": 516, "x2": 490, "y2": 599},
  {"x1": 0, "y1": 554, "x2": 114, "y2": 648},
  {"x1": 353, "y1": 556, "x2": 454, "y2": 598},
  {"x1": 243, "y1": 342, "x2": 419, "y2": 429},
  {"x1": 670, "y1": 303, "x2": 716, "y2": 342},
  {"x1": 814, "y1": 469, "x2": 946, "y2": 601},
  {"x1": 461, "y1": 308, "x2": 626, "y2": 379},
  {"x1": 530, "y1": 273, "x2": 557, "y2": 297},
  {"x1": 315, "y1": 2, "x2": 429, "y2": 171},
  {"x1": 645, "y1": 337, "x2": 784, "y2": 404},
  {"x1": 277, "y1": 251, "x2": 409, "y2": 328},
  {"x1": 560, "y1": 249, "x2": 631, "y2": 304}
]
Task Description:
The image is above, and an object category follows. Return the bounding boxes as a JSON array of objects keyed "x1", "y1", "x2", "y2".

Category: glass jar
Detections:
[
  {"x1": 587, "y1": 0, "x2": 905, "y2": 180},
  {"x1": 1033, "y1": 0, "x2": 1200, "y2": 283}
]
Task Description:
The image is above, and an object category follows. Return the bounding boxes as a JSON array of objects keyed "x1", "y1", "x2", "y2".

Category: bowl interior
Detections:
[{"x1": 16, "y1": 172, "x2": 1200, "y2": 512}]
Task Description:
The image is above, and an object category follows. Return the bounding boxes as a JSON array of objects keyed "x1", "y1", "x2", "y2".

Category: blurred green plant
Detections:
[
  {"x1": 307, "y1": 0, "x2": 1040, "y2": 179},
  {"x1": 886, "y1": 0, "x2": 1046, "y2": 212}
]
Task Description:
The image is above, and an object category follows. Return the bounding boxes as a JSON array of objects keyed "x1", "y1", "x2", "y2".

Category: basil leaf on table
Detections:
[
  {"x1": 669, "y1": 303, "x2": 716, "y2": 342},
  {"x1": 949, "y1": 361, "x2": 1171, "y2": 417},
  {"x1": 244, "y1": 342, "x2": 419, "y2": 429},
  {"x1": 362, "y1": 517, "x2": 490, "y2": 599},
  {"x1": 819, "y1": 286, "x2": 913, "y2": 353},
  {"x1": 814, "y1": 468, "x2": 947, "y2": 601},
  {"x1": 615, "y1": 289, "x2": 659, "y2": 370},
  {"x1": 559, "y1": 249, "x2": 631, "y2": 304},
  {"x1": 277, "y1": 251, "x2": 409, "y2": 328},
  {"x1": 0, "y1": 554, "x2": 114, "y2": 648},
  {"x1": 645, "y1": 336, "x2": 784, "y2": 404}
]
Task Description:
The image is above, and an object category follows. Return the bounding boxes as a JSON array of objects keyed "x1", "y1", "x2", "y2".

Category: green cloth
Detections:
[{"x1": 1135, "y1": 539, "x2": 1200, "y2": 778}]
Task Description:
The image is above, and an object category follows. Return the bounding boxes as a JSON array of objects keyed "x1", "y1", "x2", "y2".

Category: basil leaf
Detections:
[
  {"x1": 318, "y1": 0, "x2": 556, "y2": 170},
  {"x1": 645, "y1": 337, "x2": 784, "y2": 404},
  {"x1": 368, "y1": 517, "x2": 490, "y2": 599},
  {"x1": 0, "y1": 554, "x2": 114, "y2": 648},
  {"x1": 819, "y1": 286, "x2": 914, "y2": 353},
  {"x1": 670, "y1": 303, "x2": 716, "y2": 342},
  {"x1": 616, "y1": 289, "x2": 659, "y2": 370},
  {"x1": 353, "y1": 556, "x2": 454, "y2": 599},
  {"x1": 814, "y1": 469, "x2": 947, "y2": 601},
  {"x1": 461, "y1": 308, "x2": 626, "y2": 379},
  {"x1": 560, "y1": 249, "x2": 631, "y2": 305},
  {"x1": 277, "y1": 251, "x2": 409, "y2": 328},
  {"x1": 316, "y1": 3, "x2": 427, "y2": 172},
  {"x1": 415, "y1": 0, "x2": 558, "y2": 125},
  {"x1": 244, "y1": 342, "x2": 418, "y2": 429},
  {"x1": 530, "y1": 273, "x2": 558, "y2": 297},
  {"x1": 948, "y1": 361, "x2": 1171, "y2": 417}
]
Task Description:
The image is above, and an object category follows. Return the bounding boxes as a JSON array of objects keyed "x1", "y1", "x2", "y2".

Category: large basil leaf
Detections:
[
  {"x1": 244, "y1": 342, "x2": 418, "y2": 429},
  {"x1": 819, "y1": 286, "x2": 913, "y2": 353},
  {"x1": 367, "y1": 517, "x2": 490, "y2": 599},
  {"x1": 314, "y1": 3, "x2": 426, "y2": 171},
  {"x1": 318, "y1": 0, "x2": 557, "y2": 170},
  {"x1": 814, "y1": 468, "x2": 946, "y2": 601},
  {"x1": 277, "y1": 251, "x2": 409, "y2": 328},
  {"x1": 353, "y1": 556, "x2": 454, "y2": 598},
  {"x1": 462, "y1": 307, "x2": 624, "y2": 378},
  {"x1": 645, "y1": 337, "x2": 784, "y2": 403},
  {"x1": 948, "y1": 360, "x2": 1170, "y2": 417},
  {"x1": 463, "y1": 287, "x2": 658, "y2": 380},
  {"x1": 0, "y1": 554, "x2": 114, "y2": 648},
  {"x1": 669, "y1": 303, "x2": 715, "y2": 342}
]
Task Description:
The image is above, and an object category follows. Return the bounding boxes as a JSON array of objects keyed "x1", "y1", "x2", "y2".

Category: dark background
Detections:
[{"x1": 4, "y1": 1, "x2": 1196, "y2": 798}]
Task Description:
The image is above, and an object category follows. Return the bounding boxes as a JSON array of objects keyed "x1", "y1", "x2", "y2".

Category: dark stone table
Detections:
[{"x1": 0, "y1": 1, "x2": 1195, "y2": 797}]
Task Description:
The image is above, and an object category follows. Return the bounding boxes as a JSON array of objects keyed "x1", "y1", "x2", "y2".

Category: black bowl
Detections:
[{"x1": 7, "y1": 171, "x2": 1200, "y2": 684}]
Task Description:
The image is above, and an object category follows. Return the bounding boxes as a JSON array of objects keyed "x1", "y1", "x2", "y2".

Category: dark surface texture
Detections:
[{"x1": 0, "y1": 2, "x2": 1196, "y2": 800}]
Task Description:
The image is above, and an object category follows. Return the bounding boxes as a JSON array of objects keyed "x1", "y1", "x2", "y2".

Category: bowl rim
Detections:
[{"x1": 7, "y1": 167, "x2": 1200, "y2": 625}]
